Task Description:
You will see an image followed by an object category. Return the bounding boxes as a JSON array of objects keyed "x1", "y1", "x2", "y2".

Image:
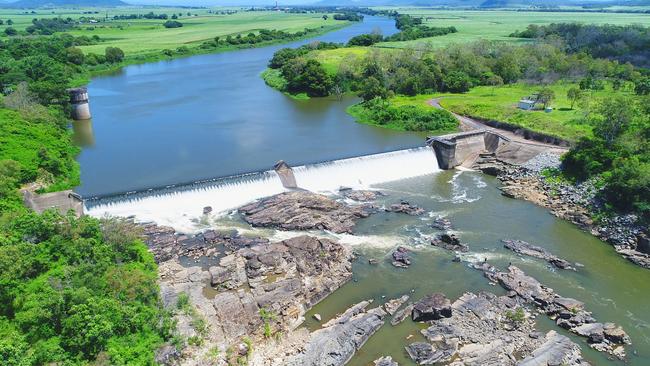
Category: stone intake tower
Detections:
[{"x1": 68, "y1": 87, "x2": 91, "y2": 120}]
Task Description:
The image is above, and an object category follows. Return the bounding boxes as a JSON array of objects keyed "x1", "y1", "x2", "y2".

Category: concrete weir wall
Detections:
[{"x1": 428, "y1": 130, "x2": 509, "y2": 169}]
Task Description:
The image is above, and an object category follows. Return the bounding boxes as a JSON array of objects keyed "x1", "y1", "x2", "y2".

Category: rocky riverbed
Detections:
[
  {"x1": 144, "y1": 222, "x2": 353, "y2": 365},
  {"x1": 474, "y1": 152, "x2": 650, "y2": 269},
  {"x1": 137, "y1": 186, "x2": 641, "y2": 365}
]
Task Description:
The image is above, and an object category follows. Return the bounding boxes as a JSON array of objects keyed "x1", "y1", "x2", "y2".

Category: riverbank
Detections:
[
  {"x1": 474, "y1": 152, "x2": 650, "y2": 269},
  {"x1": 74, "y1": 22, "x2": 352, "y2": 86}
]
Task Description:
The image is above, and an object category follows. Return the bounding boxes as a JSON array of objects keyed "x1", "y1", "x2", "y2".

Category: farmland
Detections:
[
  {"x1": 0, "y1": 8, "x2": 349, "y2": 62},
  {"x1": 376, "y1": 9, "x2": 650, "y2": 48}
]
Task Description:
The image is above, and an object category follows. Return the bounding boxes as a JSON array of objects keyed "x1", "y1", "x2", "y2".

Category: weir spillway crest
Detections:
[{"x1": 83, "y1": 146, "x2": 442, "y2": 230}]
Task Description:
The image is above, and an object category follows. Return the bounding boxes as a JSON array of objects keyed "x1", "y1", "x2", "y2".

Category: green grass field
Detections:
[
  {"x1": 377, "y1": 10, "x2": 650, "y2": 49},
  {"x1": 0, "y1": 8, "x2": 348, "y2": 58},
  {"x1": 382, "y1": 82, "x2": 640, "y2": 141}
]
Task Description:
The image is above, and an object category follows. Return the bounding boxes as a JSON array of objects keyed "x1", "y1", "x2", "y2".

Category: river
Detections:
[
  {"x1": 77, "y1": 15, "x2": 650, "y2": 366},
  {"x1": 74, "y1": 15, "x2": 424, "y2": 198}
]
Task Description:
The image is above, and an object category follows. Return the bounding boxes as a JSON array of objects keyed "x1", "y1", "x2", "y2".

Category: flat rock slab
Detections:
[
  {"x1": 518, "y1": 331, "x2": 586, "y2": 366},
  {"x1": 287, "y1": 301, "x2": 387, "y2": 366},
  {"x1": 239, "y1": 191, "x2": 371, "y2": 233},
  {"x1": 502, "y1": 239, "x2": 574, "y2": 270}
]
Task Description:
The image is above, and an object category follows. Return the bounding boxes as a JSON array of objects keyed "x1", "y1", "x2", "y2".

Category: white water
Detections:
[{"x1": 85, "y1": 147, "x2": 440, "y2": 232}]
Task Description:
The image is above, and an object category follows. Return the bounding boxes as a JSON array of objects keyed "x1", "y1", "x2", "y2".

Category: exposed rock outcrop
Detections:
[
  {"x1": 475, "y1": 264, "x2": 630, "y2": 359},
  {"x1": 431, "y1": 216, "x2": 453, "y2": 230},
  {"x1": 431, "y1": 233, "x2": 469, "y2": 252},
  {"x1": 405, "y1": 292, "x2": 590, "y2": 366},
  {"x1": 391, "y1": 302, "x2": 414, "y2": 326},
  {"x1": 518, "y1": 331, "x2": 587, "y2": 366},
  {"x1": 502, "y1": 239, "x2": 574, "y2": 270},
  {"x1": 384, "y1": 295, "x2": 410, "y2": 316},
  {"x1": 239, "y1": 191, "x2": 372, "y2": 233},
  {"x1": 340, "y1": 188, "x2": 384, "y2": 202},
  {"x1": 374, "y1": 356, "x2": 398, "y2": 366},
  {"x1": 286, "y1": 300, "x2": 387, "y2": 366},
  {"x1": 412, "y1": 293, "x2": 452, "y2": 322},
  {"x1": 474, "y1": 154, "x2": 649, "y2": 269},
  {"x1": 144, "y1": 224, "x2": 354, "y2": 363},
  {"x1": 391, "y1": 246, "x2": 411, "y2": 268},
  {"x1": 142, "y1": 223, "x2": 268, "y2": 262},
  {"x1": 388, "y1": 200, "x2": 425, "y2": 216}
]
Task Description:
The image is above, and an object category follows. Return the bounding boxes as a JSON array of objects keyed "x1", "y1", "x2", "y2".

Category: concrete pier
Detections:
[
  {"x1": 427, "y1": 130, "x2": 510, "y2": 169},
  {"x1": 274, "y1": 160, "x2": 298, "y2": 189},
  {"x1": 68, "y1": 87, "x2": 91, "y2": 120}
]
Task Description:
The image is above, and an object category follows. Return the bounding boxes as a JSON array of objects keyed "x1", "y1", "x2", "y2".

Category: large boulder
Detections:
[
  {"x1": 239, "y1": 191, "x2": 372, "y2": 233},
  {"x1": 412, "y1": 293, "x2": 452, "y2": 322}
]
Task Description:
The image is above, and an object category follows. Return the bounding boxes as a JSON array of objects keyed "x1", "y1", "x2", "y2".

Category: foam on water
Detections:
[{"x1": 85, "y1": 147, "x2": 440, "y2": 232}]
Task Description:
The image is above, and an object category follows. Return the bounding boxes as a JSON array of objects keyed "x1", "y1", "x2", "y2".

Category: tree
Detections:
[
  {"x1": 104, "y1": 47, "x2": 124, "y2": 63},
  {"x1": 7, "y1": 19, "x2": 13, "y2": 25},
  {"x1": 4, "y1": 27, "x2": 17, "y2": 36},
  {"x1": 359, "y1": 76, "x2": 388, "y2": 102},
  {"x1": 443, "y1": 71, "x2": 472, "y2": 93},
  {"x1": 593, "y1": 96, "x2": 635, "y2": 146},
  {"x1": 482, "y1": 72, "x2": 503, "y2": 95},
  {"x1": 163, "y1": 20, "x2": 183, "y2": 29},
  {"x1": 65, "y1": 47, "x2": 85, "y2": 66},
  {"x1": 322, "y1": 15, "x2": 328, "y2": 20},
  {"x1": 634, "y1": 77, "x2": 650, "y2": 95},
  {"x1": 537, "y1": 87, "x2": 555, "y2": 109},
  {"x1": 566, "y1": 87, "x2": 583, "y2": 109}
]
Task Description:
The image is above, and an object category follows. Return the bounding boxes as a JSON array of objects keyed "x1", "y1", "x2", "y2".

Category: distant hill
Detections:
[{"x1": 2, "y1": 0, "x2": 126, "y2": 7}]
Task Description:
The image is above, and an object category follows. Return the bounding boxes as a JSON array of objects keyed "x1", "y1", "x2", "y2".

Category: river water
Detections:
[
  {"x1": 75, "y1": 16, "x2": 424, "y2": 197},
  {"x1": 77, "y1": 15, "x2": 650, "y2": 366}
]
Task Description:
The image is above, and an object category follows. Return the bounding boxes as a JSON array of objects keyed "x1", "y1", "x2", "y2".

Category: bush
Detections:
[
  {"x1": 4, "y1": 27, "x2": 17, "y2": 36},
  {"x1": 347, "y1": 33, "x2": 383, "y2": 46},
  {"x1": 352, "y1": 98, "x2": 458, "y2": 132},
  {"x1": 104, "y1": 47, "x2": 124, "y2": 63},
  {"x1": 163, "y1": 20, "x2": 183, "y2": 29}
]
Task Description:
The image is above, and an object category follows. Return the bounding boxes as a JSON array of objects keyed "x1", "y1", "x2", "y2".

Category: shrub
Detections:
[
  {"x1": 104, "y1": 47, "x2": 125, "y2": 63},
  {"x1": 163, "y1": 20, "x2": 183, "y2": 29}
]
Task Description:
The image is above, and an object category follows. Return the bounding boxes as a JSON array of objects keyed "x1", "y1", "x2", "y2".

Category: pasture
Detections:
[
  {"x1": 386, "y1": 81, "x2": 639, "y2": 141},
  {"x1": 377, "y1": 9, "x2": 650, "y2": 48},
  {"x1": 0, "y1": 8, "x2": 347, "y2": 57}
]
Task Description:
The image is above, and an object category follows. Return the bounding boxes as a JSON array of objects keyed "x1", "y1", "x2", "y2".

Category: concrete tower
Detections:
[{"x1": 68, "y1": 87, "x2": 91, "y2": 120}]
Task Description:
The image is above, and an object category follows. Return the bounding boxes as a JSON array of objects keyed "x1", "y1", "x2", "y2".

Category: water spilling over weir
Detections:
[{"x1": 84, "y1": 147, "x2": 440, "y2": 231}]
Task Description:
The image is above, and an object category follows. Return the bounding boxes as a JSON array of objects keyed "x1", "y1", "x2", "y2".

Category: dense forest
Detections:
[
  {"x1": 510, "y1": 23, "x2": 650, "y2": 67},
  {"x1": 0, "y1": 30, "x2": 168, "y2": 366}
]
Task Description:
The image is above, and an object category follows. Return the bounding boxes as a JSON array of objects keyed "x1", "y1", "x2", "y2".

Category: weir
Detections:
[{"x1": 84, "y1": 147, "x2": 441, "y2": 231}]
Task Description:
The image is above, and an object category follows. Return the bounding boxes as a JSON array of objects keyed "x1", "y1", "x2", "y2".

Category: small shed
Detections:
[
  {"x1": 22, "y1": 189, "x2": 84, "y2": 217},
  {"x1": 518, "y1": 98, "x2": 536, "y2": 110}
]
